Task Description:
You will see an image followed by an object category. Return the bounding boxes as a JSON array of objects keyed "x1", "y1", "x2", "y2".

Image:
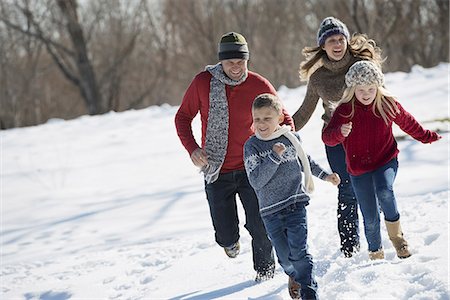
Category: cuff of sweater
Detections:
[
  {"x1": 317, "y1": 170, "x2": 331, "y2": 181},
  {"x1": 269, "y1": 152, "x2": 282, "y2": 164}
]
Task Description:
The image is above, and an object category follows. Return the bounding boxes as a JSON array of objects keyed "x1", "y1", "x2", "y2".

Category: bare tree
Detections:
[{"x1": 0, "y1": 0, "x2": 448, "y2": 129}]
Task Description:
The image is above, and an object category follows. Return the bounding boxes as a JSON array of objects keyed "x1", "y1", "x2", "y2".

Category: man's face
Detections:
[{"x1": 221, "y1": 59, "x2": 248, "y2": 81}]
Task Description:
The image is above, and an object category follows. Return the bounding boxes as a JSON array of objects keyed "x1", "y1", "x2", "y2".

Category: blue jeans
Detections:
[
  {"x1": 262, "y1": 203, "x2": 318, "y2": 300},
  {"x1": 350, "y1": 158, "x2": 400, "y2": 252},
  {"x1": 205, "y1": 170, "x2": 275, "y2": 273},
  {"x1": 325, "y1": 144, "x2": 360, "y2": 254}
]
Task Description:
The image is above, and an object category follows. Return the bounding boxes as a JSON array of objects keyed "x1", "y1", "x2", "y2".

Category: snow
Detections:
[{"x1": 1, "y1": 63, "x2": 449, "y2": 299}]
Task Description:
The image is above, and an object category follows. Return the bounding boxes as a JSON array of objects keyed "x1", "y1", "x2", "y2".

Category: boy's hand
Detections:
[
  {"x1": 272, "y1": 142, "x2": 286, "y2": 156},
  {"x1": 326, "y1": 173, "x2": 341, "y2": 186},
  {"x1": 341, "y1": 122, "x2": 352, "y2": 137}
]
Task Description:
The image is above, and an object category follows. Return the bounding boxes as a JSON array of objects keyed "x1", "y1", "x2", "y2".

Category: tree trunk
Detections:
[{"x1": 57, "y1": 0, "x2": 103, "y2": 114}]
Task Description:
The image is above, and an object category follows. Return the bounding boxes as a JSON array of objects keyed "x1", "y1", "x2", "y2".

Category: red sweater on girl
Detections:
[{"x1": 322, "y1": 100, "x2": 439, "y2": 176}]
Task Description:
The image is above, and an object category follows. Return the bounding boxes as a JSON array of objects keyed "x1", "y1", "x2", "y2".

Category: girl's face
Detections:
[
  {"x1": 355, "y1": 84, "x2": 378, "y2": 105},
  {"x1": 222, "y1": 59, "x2": 248, "y2": 81},
  {"x1": 252, "y1": 106, "x2": 284, "y2": 138},
  {"x1": 322, "y1": 34, "x2": 348, "y2": 61}
]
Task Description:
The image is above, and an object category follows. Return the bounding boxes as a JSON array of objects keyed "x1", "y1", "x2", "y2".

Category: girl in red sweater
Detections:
[{"x1": 322, "y1": 61, "x2": 441, "y2": 260}]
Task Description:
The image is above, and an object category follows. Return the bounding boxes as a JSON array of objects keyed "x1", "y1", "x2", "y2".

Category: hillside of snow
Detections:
[{"x1": 2, "y1": 63, "x2": 449, "y2": 299}]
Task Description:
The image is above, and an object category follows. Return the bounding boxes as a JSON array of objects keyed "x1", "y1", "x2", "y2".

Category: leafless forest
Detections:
[{"x1": 0, "y1": 0, "x2": 448, "y2": 129}]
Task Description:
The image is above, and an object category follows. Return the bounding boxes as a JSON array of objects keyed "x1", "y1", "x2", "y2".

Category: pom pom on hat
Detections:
[
  {"x1": 218, "y1": 32, "x2": 249, "y2": 61},
  {"x1": 345, "y1": 61, "x2": 384, "y2": 87},
  {"x1": 317, "y1": 17, "x2": 350, "y2": 46}
]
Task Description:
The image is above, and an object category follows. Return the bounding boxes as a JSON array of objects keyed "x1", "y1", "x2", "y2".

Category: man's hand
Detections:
[{"x1": 190, "y1": 148, "x2": 209, "y2": 167}]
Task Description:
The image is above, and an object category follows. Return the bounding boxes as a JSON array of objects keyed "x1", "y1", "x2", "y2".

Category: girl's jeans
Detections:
[
  {"x1": 262, "y1": 202, "x2": 318, "y2": 300},
  {"x1": 350, "y1": 158, "x2": 400, "y2": 252},
  {"x1": 205, "y1": 170, "x2": 274, "y2": 273},
  {"x1": 325, "y1": 144, "x2": 360, "y2": 254}
]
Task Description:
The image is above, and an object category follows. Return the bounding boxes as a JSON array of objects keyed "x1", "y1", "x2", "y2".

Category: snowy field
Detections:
[{"x1": 1, "y1": 63, "x2": 449, "y2": 299}]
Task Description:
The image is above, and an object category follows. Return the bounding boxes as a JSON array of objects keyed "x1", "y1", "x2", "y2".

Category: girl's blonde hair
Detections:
[
  {"x1": 299, "y1": 33, "x2": 384, "y2": 81},
  {"x1": 339, "y1": 85, "x2": 400, "y2": 124}
]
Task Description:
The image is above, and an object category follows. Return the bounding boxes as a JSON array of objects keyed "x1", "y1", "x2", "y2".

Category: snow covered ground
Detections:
[{"x1": 1, "y1": 63, "x2": 449, "y2": 299}]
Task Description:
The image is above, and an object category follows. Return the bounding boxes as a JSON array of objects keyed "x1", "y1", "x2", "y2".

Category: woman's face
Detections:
[{"x1": 322, "y1": 34, "x2": 348, "y2": 61}]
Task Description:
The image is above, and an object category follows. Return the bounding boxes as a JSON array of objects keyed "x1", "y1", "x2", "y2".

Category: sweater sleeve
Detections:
[
  {"x1": 294, "y1": 132, "x2": 330, "y2": 180},
  {"x1": 308, "y1": 155, "x2": 331, "y2": 180},
  {"x1": 244, "y1": 140, "x2": 282, "y2": 190},
  {"x1": 322, "y1": 106, "x2": 347, "y2": 146},
  {"x1": 292, "y1": 82, "x2": 319, "y2": 130},
  {"x1": 393, "y1": 102, "x2": 440, "y2": 144},
  {"x1": 174, "y1": 76, "x2": 202, "y2": 155}
]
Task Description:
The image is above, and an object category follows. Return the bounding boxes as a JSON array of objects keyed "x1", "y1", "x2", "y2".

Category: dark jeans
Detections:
[
  {"x1": 204, "y1": 170, "x2": 274, "y2": 272},
  {"x1": 350, "y1": 158, "x2": 400, "y2": 252},
  {"x1": 262, "y1": 203, "x2": 318, "y2": 300},
  {"x1": 325, "y1": 144, "x2": 360, "y2": 254}
]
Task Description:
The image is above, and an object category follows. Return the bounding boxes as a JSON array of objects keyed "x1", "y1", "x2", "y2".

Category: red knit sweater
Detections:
[
  {"x1": 322, "y1": 99, "x2": 439, "y2": 176},
  {"x1": 175, "y1": 70, "x2": 294, "y2": 173}
]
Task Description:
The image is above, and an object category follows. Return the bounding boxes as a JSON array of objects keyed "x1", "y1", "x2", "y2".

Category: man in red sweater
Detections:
[{"x1": 175, "y1": 32, "x2": 294, "y2": 281}]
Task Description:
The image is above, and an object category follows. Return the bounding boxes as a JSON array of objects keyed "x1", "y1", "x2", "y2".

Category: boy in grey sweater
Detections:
[{"x1": 244, "y1": 93, "x2": 340, "y2": 299}]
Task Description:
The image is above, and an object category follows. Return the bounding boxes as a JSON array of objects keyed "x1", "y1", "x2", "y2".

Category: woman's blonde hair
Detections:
[
  {"x1": 339, "y1": 85, "x2": 400, "y2": 124},
  {"x1": 299, "y1": 33, "x2": 384, "y2": 81}
]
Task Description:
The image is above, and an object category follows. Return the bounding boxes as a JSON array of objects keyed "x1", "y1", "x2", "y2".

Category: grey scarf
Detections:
[{"x1": 202, "y1": 63, "x2": 248, "y2": 184}]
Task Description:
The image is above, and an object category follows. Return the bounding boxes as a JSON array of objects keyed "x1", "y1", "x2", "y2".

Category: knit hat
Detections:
[
  {"x1": 317, "y1": 17, "x2": 350, "y2": 46},
  {"x1": 345, "y1": 61, "x2": 384, "y2": 87},
  {"x1": 218, "y1": 32, "x2": 249, "y2": 61}
]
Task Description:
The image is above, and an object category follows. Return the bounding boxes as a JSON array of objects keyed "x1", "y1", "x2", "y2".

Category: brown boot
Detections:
[
  {"x1": 288, "y1": 276, "x2": 301, "y2": 299},
  {"x1": 385, "y1": 219, "x2": 412, "y2": 259},
  {"x1": 368, "y1": 249, "x2": 384, "y2": 260}
]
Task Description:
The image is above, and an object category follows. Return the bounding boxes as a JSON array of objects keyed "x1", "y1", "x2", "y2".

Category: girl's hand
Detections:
[
  {"x1": 272, "y1": 142, "x2": 286, "y2": 156},
  {"x1": 341, "y1": 122, "x2": 352, "y2": 137},
  {"x1": 326, "y1": 173, "x2": 341, "y2": 186}
]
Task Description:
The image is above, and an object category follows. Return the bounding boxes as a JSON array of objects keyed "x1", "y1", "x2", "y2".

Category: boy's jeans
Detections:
[
  {"x1": 205, "y1": 170, "x2": 274, "y2": 273},
  {"x1": 350, "y1": 158, "x2": 400, "y2": 252},
  {"x1": 262, "y1": 202, "x2": 318, "y2": 300},
  {"x1": 325, "y1": 144, "x2": 360, "y2": 254}
]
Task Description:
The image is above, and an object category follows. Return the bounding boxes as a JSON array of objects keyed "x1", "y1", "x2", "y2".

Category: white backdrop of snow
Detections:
[{"x1": 2, "y1": 63, "x2": 449, "y2": 299}]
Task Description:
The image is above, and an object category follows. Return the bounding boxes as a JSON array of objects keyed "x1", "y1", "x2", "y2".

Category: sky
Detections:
[{"x1": 1, "y1": 63, "x2": 449, "y2": 299}]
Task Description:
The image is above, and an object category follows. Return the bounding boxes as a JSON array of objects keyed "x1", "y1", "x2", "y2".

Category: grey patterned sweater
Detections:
[{"x1": 244, "y1": 132, "x2": 330, "y2": 217}]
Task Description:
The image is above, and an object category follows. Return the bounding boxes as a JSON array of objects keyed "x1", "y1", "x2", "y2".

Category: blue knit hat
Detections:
[
  {"x1": 317, "y1": 17, "x2": 350, "y2": 46},
  {"x1": 218, "y1": 32, "x2": 249, "y2": 60}
]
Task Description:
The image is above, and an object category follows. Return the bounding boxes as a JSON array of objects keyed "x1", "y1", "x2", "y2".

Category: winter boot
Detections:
[
  {"x1": 224, "y1": 241, "x2": 240, "y2": 258},
  {"x1": 368, "y1": 249, "x2": 384, "y2": 260},
  {"x1": 255, "y1": 263, "x2": 275, "y2": 282},
  {"x1": 385, "y1": 220, "x2": 411, "y2": 259},
  {"x1": 288, "y1": 276, "x2": 301, "y2": 299}
]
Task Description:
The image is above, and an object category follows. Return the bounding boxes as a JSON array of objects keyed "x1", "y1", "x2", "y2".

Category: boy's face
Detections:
[
  {"x1": 355, "y1": 84, "x2": 377, "y2": 105},
  {"x1": 252, "y1": 106, "x2": 284, "y2": 138}
]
